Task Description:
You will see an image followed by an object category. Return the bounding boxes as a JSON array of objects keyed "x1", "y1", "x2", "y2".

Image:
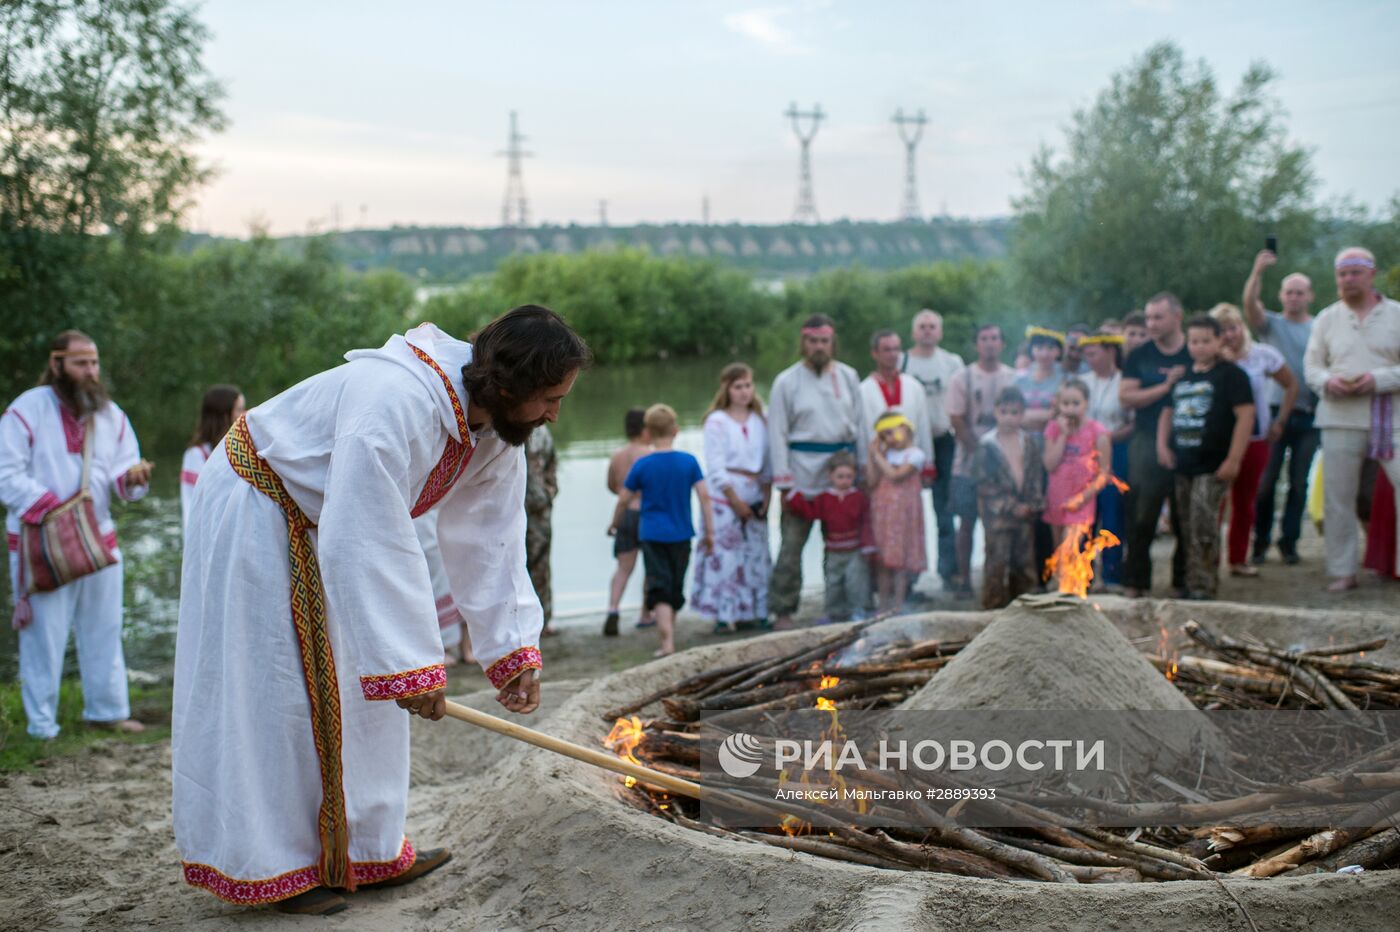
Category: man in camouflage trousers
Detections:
[{"x1": 526, "y1": 424, "x2": 558, "y2": 634}]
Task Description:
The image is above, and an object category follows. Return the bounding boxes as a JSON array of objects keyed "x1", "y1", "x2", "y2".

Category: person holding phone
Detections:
[{"x1": 1242, "y1": 241, "x2": 1319, "y2": 565}]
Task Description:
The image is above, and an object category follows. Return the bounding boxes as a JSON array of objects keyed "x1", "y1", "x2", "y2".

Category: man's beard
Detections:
[
  {"x1": 478, "y1": 391, "x2": 544, "y2": 447},
  {"x1": 806, "y1": 351, "x2": 831, "y2": 373},
  {"x1": 53, "y1": 369, "x2": 110, "y2": 416}
]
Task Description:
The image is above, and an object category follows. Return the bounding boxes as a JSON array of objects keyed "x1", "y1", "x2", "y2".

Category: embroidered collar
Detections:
[{"x1": 56, "y1": 395, "x2": 86, "y2": 454}]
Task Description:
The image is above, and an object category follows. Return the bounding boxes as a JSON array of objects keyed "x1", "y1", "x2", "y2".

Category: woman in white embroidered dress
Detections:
[
  {"x1": 692, "y1": 363, "x2": 772, "y2": 632},
  {"x1": 179, "y1": 384, "x2": 244, "y2": 533}
]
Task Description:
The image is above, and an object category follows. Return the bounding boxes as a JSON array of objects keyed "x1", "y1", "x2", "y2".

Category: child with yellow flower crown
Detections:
[{"x1": 867, "y1": 410, "x2": 928, "y2": 612}]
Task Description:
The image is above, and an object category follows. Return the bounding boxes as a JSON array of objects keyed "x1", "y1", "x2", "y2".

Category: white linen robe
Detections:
[
  {"x1": 767, "y1": 360, "x2": 866, "y2": 495},
  {"x1": 179, "y1": 443, "x2": 211, "y2": 534},
  {"x1": 0, "y1": 388, "x2": 146, "y2": 738},
  {"x1": 173, "y1": 324, "x2": 542, "y2": 903}
]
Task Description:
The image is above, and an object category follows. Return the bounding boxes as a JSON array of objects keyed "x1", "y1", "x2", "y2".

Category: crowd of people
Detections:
[
  {"x1": 1, "y1": 249, "x2": 1397, "y2": 914},
  {"x1": 601, "y1": 245, "x2": 1400, "y2": 653}
]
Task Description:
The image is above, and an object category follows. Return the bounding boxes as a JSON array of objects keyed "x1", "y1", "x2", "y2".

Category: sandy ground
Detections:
[{"x1": 2, "y1": 527, "x2": 1399, "y2": 931}]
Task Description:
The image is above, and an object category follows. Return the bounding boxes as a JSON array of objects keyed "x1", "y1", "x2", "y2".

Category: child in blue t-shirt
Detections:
[{"x1": 609, "y1": 404, "x2": 714, "y2": 656}]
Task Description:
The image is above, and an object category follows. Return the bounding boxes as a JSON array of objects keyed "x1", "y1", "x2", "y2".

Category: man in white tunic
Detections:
[
  {"x1": 1302, "y1": 247, "x2": 1400, "y2": 590},
  {"x1": 1, "y1": 331, "x2": 151, "y2": 738},
  {"x1": 860, "y1": 329, "x2": 933, "y2": 474},
  {"x1": 898, "y1": 309, "x2": 965, "y2": 586},
  {"x1": 173, "y1": 306, "x2": 589, "y2": 915},
  {"x1": 768, "y1": 314, "x2": 866, "y2": 629}
]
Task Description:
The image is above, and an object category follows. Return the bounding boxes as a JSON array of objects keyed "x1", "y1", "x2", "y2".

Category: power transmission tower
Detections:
[
  {"x1": 497, "y1": 110, "x2": 532, "y2": 228},
  {"x1": 598, "y1": 199, "x2": 608, "y2": 227},
  {"x1": 892, "y1": 107, "x2": 928, "y2": 221},
  {"x1": 785, "y1": 102, "x2": 824, "y2": 223}
]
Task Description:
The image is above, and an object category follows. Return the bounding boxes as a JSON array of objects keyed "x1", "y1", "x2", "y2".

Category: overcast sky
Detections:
[{"x1": 189, "y1": 0, "x2": 1400, "y2": 236}]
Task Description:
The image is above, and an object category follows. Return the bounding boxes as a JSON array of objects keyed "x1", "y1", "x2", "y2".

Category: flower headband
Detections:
[
  {"x1": 875, "y1": 413, "x2": 913, "y2": 434},
  {"x1": 1077, "y1": 333, "x2": 1125, "y2": 347},
  {"x1": 1335, "y1": 256, "x2": 1376, "y2": 271},
  {"x1": 801, "y1": 325, "x2": 835, "y2": 337},
  {"x1": 1024, "y1": 326, "x2": 1066, "y2": 345}
]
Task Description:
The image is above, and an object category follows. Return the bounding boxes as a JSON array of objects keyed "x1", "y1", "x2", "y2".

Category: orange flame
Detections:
[
  {"x1": 605, "y1": 715, "x2": 645, "y2": 788},
  {"x1": 1043, "y1": 522, "x2": 1121, "y2": 598}
]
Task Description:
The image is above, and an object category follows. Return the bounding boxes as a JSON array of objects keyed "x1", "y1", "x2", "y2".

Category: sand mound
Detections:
[
  {"x1": 899, "y1": 597, "x2": 1203, "y2": 713},
  {"x1": 896, "y1": 596, "x2": 1224, "y2": 783}
]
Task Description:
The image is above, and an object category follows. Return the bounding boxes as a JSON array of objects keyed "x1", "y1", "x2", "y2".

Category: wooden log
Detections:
[
  {"x1": 1306, "y1": 828, "x2": 1400, "y2": 873},
  {"x1": 1237, "y1": 789, "x2": 1400, "y2": 877},
  {"x1": 664, "y1": 678, "x2": 811, "y2": 720},
  {"x1": 1184, "y1": 620, "x2": 1360, "y2": 711},
  {"x1": 633, "y1": 730, "x2": 701, "y2": 766},
  {"x1": 1148, "y1": 654, "x2": 1292, "y2": 695},
  {"x1": 777, "y1": 657, "x2": 953, "y2": 679},
  {"x1": 1296, "y1": 638, "x2": 1388, "y2": 658},
  {"x1": 1233, "y1": 828, "x2": 1366, "y2": 878},
  {"x1": 601, "y1": 657, "x2": 766, "y2": 721},
  {"x1": 740, "y1": 831, "x2": 918, "y2": 872},
  {"x1": 1063, "y1": 865, "x2": 1144, "y2": 884},
  {"x1": 705, "y1": 672, "x2": 930, "y2": 721},
  {"x1": 697, "y1": 620, "x2": 879, "y2": 698}
]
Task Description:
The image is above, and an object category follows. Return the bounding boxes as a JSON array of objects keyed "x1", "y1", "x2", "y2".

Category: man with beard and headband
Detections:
[
  {"x1": 172, "y1": 306, "x2": 590, "y2": 916},
  {"x1": 1, "y1": 330, "x2": 153, "y2": 738},
  {"x1": 768, "y1": 313, "x2": 866, "y2": 629}
]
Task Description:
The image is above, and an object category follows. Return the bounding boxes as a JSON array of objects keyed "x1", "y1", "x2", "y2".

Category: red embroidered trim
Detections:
[
  {"x1": 180, "y1": 470, "x2": 200, "y2": 486},
  {"x1": 485, "y1": 646, "x2": 542, "y2": 689},
  {"x1": 21, "y1": 491, "x2": 61, "y2": 524},
  {"x1": 58, "y1": 402, "x2": 85, "y2": 454},
  {"x1": 435, "y1": 593, "x2": 461, "y2": 626},
  {"x1": 876, "y1": 375, "x2": 901, "y2": 408},
  {"x1": 407, "y1": 345, "x2": 476, "y2": 517},
  {"x1": 6, "y1": 532, "x2": 17, "y2": 552},
  {"x1": 6, "y1": 408, "x2": 33, "y2": 445},
  {"x1": 182, "y1": 840, "x2": 416, "y2": 905},
  {"x1": 408, "y1": 344, "x2": 470, "y2": 440},
  {"x1": 102, "y1": 530, "x2": 117, "y2": 551},
  {"x1": 360, "y1": 662, "x2": 447, "y2": 701}
]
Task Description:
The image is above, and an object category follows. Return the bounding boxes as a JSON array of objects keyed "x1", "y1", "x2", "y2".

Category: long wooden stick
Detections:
[{"x1": 443, "y1": 700, "x2": 704, "y2": 800}]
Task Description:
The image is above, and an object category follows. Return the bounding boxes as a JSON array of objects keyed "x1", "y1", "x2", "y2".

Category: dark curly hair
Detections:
[{"x1": 461, "y1": 305, "x2": 592, "y2": 407}]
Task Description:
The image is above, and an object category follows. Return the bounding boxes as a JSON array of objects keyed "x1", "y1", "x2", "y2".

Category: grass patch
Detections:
[{"x1": 0, "y1": 678, "x2": 171, "y2": 771}]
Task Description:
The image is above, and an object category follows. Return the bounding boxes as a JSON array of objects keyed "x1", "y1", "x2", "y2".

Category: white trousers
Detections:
[
  {"x1": 1321, "y1": 428, "x2": 1400, "y2": 578},
  {"x1": 8, "y1": 556, "x2": 129, "y2": 738}
]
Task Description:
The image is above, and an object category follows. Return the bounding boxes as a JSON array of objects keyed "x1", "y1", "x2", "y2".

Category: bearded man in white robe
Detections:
[
  {"x1": 1, "y1": 330, "x2": 153, "y2": 739},
  {"x1": 173, "y1": 305, "x2": 589, "y2": 916}
]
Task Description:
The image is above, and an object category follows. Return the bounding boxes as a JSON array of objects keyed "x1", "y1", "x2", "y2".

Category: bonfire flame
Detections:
[
  {"x1": 605, "y1": 715, "x2": 646, "y2": 788},
  {"x1": 1158, "y1": 625, "x2": 1180, "y2": 681},
  {"x1": 1043, "y1": 522, "x2": 1120, "y2": 598},
  {"x1": 815, "y1": 675, "x2": 840, "y2": 710}
]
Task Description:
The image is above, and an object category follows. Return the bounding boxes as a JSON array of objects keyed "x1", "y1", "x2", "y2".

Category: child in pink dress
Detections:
[
  {"x1": 868, "y1": 410, "x2": 928, "y2": 613},
  {"x1": 1042, "y1": 379, "x2": 1111, "y2": 546}
]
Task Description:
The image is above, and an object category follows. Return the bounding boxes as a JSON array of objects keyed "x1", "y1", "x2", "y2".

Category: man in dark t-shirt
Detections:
[
  {"x1": 1157, "y1": 316, "x2": 1254, "y2": 599},
  {"x1": 1119, "y1": 292, "x2": 1192, "y2": 596}
]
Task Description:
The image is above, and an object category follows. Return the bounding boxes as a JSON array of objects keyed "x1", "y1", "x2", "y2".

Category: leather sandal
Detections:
[
  {"x1": 274, "y1": 887, "x2": 349, "y2": 915},
  {"x1": 358, "y1": 848, "x2": 452, "y2": 889}
]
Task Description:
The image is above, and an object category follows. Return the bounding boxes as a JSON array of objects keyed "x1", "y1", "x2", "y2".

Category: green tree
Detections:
[
  {"x1": 0, "y1": 0, "x2": 225, "y2": 397},
  {"x1": 1011, "y1": 42, "x2": 1316, "y2": 316}
]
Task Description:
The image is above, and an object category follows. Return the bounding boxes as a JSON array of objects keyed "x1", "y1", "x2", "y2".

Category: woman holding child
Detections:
[{"x1": 692, "y1": 363, "x2": 772, "y2": 633}]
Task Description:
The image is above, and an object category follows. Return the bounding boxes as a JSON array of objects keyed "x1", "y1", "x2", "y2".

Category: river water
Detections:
[{"x1": 2, "y1": 356, "x2": 868, "y2": 679}]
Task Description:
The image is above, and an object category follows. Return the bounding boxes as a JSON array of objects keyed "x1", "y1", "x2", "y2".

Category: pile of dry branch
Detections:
[{"x1": 600, "y1": 619, "x2": 1400, "y2": 883}]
